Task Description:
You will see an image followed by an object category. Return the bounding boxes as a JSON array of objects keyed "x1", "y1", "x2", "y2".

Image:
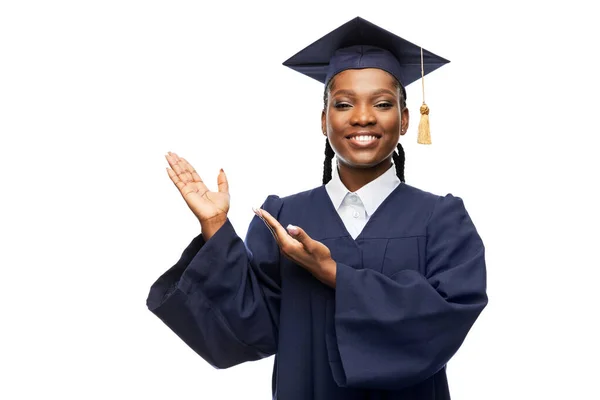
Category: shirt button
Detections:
[{"x1": 352, "y1": 210, "x2": 360, "y2": 218}]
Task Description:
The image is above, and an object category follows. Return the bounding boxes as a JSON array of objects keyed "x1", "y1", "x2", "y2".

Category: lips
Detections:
[
  {"x1": 349, "y1": 135, "x2": 379, "y2": 142},
  {"x1": 345, "y1": 131, "x2": 382, "y2": 140},
  {"x1": 345, "y1": 131, "x2": 382, "y2": 149}
]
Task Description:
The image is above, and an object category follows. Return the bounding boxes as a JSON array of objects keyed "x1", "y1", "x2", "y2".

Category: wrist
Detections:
[
  {"x1": 317, "y1": 258, "x2": 337, "y2": 288},
  {"x1": 200, "y1": 217, "x2": 227, "y2": 240}
]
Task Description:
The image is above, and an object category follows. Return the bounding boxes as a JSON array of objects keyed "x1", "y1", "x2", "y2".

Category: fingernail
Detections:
[
  {"x1": 287, "y1": 224, "x2": 299, "y2": 235},
  {"x1": 220, "y1": 168, "x2": 224, "y2": 173}
]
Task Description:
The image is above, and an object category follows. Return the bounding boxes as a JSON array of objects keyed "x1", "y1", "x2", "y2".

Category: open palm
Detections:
[{"x1": 165, "y1": 151, "x2": 229, "y2": 224}]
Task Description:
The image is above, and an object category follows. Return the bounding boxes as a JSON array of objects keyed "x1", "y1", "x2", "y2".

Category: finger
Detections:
[
  {"x1": 179, "y1": 157, "x2": 205, "y2": 184},
  {"x1": 167, "y1": 168, "x2": 196, "y2": 197},
  {"x1": 165, "y1": 153, "x2": 193, "y2": 184},
  {"x1": 170, "y1": 151, "x2": 181, "y2": 162},
  {"x1": 217, "y1": 169, "x2": 229, "y2": 193},
  {"x1": 286, "y1": 225, "x2": 315, "y2": 252},
  {"x1": 179, "y1": 157, "x2": 210, "y2": 195},
  {"x1": 166, "y1": 156, "x2": 200, "y2": 197},
  {"x1": 167, "y1": 151, "x2": 183, "y2": 168},
  {"x1": 253, "y1": 208, "x2": 281, "y2": 243},
  {"x1": 166, "y1": 167, "x2": 188, "y2": 192},
  {"x1": 253, "y1": 208, "x2": 279, "y2": 243},
  {"x1": 258, "y1": 209, "x2": 297, "y2": 249},
  {"x1": 165, "y1": 154, "x2": 189, "y2": 180}
]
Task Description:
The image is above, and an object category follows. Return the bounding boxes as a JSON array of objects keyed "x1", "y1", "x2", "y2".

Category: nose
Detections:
[{"x1": 350, "y1": 104, "x2": 376, "y2": 126}]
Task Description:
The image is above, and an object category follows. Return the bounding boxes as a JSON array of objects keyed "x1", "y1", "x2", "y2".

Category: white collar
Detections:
[{"x1": 325, "y1": 161, "x2": 401, "y2": 217}]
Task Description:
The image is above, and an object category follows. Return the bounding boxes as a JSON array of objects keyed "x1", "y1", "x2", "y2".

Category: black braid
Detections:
[
  {"x1": 322, "y1": 138, "x2": 335, "y2": 184},
  {"x1": 392, "y1": 143, "x2": 406, "y2": 183},
  {"x1": 322, "y1": 75, "x2": 407, "y2": 184}
]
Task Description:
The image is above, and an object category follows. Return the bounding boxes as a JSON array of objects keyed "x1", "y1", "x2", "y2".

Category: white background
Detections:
[{"x1": 1, "y1": 0, "x2": 599, "y2": 399}]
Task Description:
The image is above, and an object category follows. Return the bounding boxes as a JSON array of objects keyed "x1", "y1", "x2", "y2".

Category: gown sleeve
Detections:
[
  {"x1": 146, "y1": 195, "x2": 283, "y2": 369},
  {"x1": 327, "y1": 193, "x2": 488, "y2": 390}
]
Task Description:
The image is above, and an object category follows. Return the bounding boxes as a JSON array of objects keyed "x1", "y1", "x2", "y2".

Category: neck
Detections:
[{"x1": 337, "y1": 158, "x2": 392, "y2": 192}]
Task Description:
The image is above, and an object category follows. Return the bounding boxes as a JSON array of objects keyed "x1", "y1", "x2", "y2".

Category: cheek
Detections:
[
  {"x1": 326, "y1": 112, "x2": 346, "y2": 131},
  {"x1": 381, "y1": 113, "x2": 401, "y2": 134}
]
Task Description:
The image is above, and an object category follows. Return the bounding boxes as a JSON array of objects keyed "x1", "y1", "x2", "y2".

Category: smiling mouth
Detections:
[
  {"x1": 346, "y1": 131, "x2": 382, "y2": 140},
  {"x1": 345, "y1": 133, "x2": 381, "y2": 148},
  {"x1": 348, "y1": 135, "x2": 380, "y2": 142}
]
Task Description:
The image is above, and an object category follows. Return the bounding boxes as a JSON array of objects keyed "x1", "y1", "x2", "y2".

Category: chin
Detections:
[{"x1": 339, "y1": 154, "x2": 389, "y2": 169}]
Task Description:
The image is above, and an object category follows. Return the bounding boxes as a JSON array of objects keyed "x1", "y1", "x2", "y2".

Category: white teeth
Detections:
[{"x1": 351, "y1": 135, "x2": 377, "y2": 142}]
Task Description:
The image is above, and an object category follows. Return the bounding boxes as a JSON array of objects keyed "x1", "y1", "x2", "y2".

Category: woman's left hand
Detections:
[{"x1": 254, "y1": 208, "x2": 336, "y2": 288}]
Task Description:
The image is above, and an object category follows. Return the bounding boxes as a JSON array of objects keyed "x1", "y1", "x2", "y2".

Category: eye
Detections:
[
  {"x1": 375, "y1": 102, "x2": 394, "y2": 108},
  {"x1": 334, "y1": 102, "x2": 352, "y2": 109}
]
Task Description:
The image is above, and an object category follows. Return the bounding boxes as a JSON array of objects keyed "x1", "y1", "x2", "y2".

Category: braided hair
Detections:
[
  {"x1": 323, "y1": 138, "x2": 336, "y2": 184},
  {"x1": 322, "y1": 76, "x2": 407, "y2": 185}
]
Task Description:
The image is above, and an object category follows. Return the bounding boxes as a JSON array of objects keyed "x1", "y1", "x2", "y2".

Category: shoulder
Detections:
[
  {"x1": 398, "y1": 183, "x2": 452, "y2": 208},
  {"x1": 264, "y1": 185, "x2": 324, "y2": 205},
  {"x1": 399, "y1": 183, "x2": 470, "y2": 222},
  {"x1": 259, "y1": 186, "x2": 325, "y2": 215},
  {"x1": 400, "y1": 183, "x2": 441, "y2": 203}
]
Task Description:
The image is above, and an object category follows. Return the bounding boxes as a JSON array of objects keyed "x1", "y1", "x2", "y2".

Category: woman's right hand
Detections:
[{"x1": 165, "y1": 152, "x2": 229, "y2": 236}]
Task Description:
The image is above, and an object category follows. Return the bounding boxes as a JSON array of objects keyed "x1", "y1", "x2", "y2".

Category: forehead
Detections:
[{"x1": 330, "y1": 68, "x2": 397, "y2": 92}]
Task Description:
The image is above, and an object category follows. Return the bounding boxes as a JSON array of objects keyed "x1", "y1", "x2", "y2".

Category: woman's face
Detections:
[{"x1": 322, "y1": 68, "x2": 408, "y2": 169}]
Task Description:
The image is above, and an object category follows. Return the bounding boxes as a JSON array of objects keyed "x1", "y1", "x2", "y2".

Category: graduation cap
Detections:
[{"x1": 283, "y1": 17, "x2": 450, "y2": 144}]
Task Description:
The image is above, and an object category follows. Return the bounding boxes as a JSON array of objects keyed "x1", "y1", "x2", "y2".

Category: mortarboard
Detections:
[{"x1": 283, "y1": 17, "x2": 450, "y2": 144}]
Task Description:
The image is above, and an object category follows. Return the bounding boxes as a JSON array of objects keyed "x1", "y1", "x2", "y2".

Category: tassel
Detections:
[
  {"x1": 418, "y1": 103, "x2": 431, "y2": 144},
  {"x1": 417, "y1": 47, "x2": 432, "y2": 144}
]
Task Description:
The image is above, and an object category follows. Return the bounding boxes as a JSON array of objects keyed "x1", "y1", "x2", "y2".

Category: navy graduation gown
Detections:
[{"x1": 147, "y1": 183, "x2": 487, "y2": 399}]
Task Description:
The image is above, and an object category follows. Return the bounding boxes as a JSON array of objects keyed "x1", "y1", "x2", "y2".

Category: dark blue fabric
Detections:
[
  {"x1": 147, "y1": 183, "x2": 487, "y2": 399},
  {"x1": 283, "y1": 17, "x2": 450, "y2": 87},
  {"x1": 325, "y1": 45, "x2": 407, "y2": 90}
]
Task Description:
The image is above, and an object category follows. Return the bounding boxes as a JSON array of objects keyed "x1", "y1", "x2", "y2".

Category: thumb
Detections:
[
  {"x1": 217, "y1": 168, "x2": 229, "y2": 193},
  {"x1": 287, "y1": 224, "x2": 312, "y2": 247}
]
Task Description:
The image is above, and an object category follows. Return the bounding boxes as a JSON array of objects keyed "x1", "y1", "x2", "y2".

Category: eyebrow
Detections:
[{"x1": 332, "y1": 88, "x2": 397, "y2": 98}]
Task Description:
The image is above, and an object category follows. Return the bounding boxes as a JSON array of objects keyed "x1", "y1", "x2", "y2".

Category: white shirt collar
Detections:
[{"x1": 325, "y1": 161, "x2": 401, "y2": 217}]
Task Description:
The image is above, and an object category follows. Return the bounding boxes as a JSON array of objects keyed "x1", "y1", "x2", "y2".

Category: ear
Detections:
[
  {"x1": 321, "y1": 109, "x2": 327, "y2": 136},
  {"x1": 400, "y1": 107, "x2": 410, "y2": 136}
]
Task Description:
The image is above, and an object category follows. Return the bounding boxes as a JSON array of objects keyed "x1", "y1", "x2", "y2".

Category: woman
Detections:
[{"x1": 147, "y1": 17, "x2": 487, "y2": 400}]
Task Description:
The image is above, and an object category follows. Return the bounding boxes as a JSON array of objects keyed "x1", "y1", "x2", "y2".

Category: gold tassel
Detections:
[
  {"x1": 418, "y1": 103, "x2": 431, "y2": 144},
  {"x1": 417, "y1": 47, "x2": 432, "y2": 144}
]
